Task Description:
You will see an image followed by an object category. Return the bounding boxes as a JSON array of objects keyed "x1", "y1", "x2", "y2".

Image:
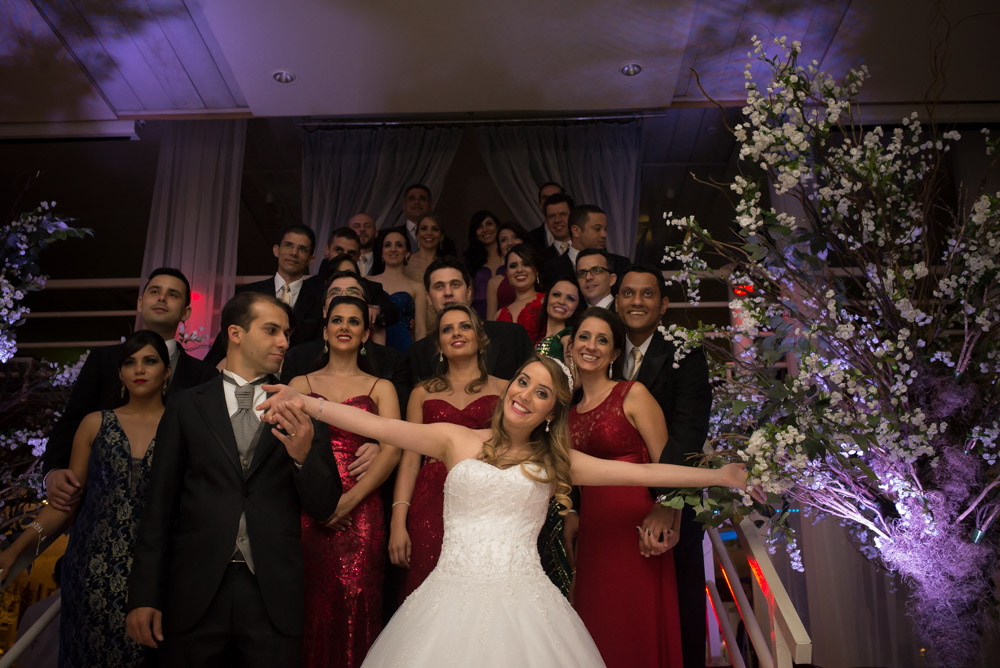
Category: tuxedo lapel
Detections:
[
  {"x1": 636, "y1": 333, "x2": 670, "y2": 387},
  {"x1": 195, "y1": 377, "x2": 243, "y2": 476}
]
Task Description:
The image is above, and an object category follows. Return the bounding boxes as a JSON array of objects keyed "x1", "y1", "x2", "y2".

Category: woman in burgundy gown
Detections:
[
  {"x1": 486, "y1": 222, "x2": 530, "y2": 319},
  {"x1": 566, "y1": 307, "x2": 685, "y2": 668},
  {"x1": 495, "y1": 243, "x2": 546, "y2": 344},
  {"x1": 389, "y1": 304, "x2": 505, "y2": 597},
  {"x1": 288, "y1": 296, "x2": 403, "y2": 668}
]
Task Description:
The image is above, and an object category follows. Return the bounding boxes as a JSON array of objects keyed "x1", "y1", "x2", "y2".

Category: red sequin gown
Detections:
[
  {"x1": 569, "y1": 381, "x2": 684, "y2": 668},
  {"x1": 302, "y1": 392, "x2": 385, "y2": 668},
  {"x1": 402, "y1": 394, "x2": 499, "y2": 598},
  {"x1": 496, "y1": 291, "x2": 545, "y2": 344}
]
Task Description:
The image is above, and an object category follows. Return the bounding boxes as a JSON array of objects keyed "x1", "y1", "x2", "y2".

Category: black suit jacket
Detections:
[
  {"x1": 280, "y1": 339, "x2": 412, "y2": 413},
  {"x1": 528, "y1": 225, "x2": 559, "y2": 263},
  {"x1": 614, "y1": 335, "x2": 712, "y2": 496},
  {"x1": 127, "y1": 376, "x2": 342, "y2": 635},
  {"x1": 542, "y1": 250, "x2": 631, "y2": 290},
  {"x1": 408, "y1": 320, "x2": 533, "y2": 383},
  {"x1": 203, "y1": 276, "x2": 330, "y2": 366},
  {"x1": 43, "y1": 343, "x2": 218, "y2": 475}
]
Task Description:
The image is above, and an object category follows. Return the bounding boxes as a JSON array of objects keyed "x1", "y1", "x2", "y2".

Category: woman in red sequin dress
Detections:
[
  {"x1": 566, "y1": 307, "x2": 684, "y2": 668},
  {"x1": 486, "y1": 222, "x2": 530, "y2": 319},
  {"x1": 495, "y1": 243, "x2": 546, "y2": 343},
  {"x1": 389, "y1": 304, "x2": 504, "y2": 597},
  {"x1": 288, "y1": 296, "x2": 403, "y2": 668}
]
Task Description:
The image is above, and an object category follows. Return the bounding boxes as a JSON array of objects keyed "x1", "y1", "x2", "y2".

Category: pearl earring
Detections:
[{"x1": 545, "y1": 419, "x2": 551, "y2": 433}]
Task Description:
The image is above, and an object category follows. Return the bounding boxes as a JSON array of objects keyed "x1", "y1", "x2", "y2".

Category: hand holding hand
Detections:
[
  {"x1": 46, "y1": 469, "x2": 82, "y2": 511},
  {"x1": 259, "y1": 384, "x2": 305, "y2": 421},
  {"x1": 637, "y1": 505, "x2": 679, "y2": 557},
  {"x1": 269, "y1": 403, "x2": 313, "y2": 465},
  {"x1": 348, "y1": 442, "x2": 380, "y2": 479},
  {"x1": 125, "y1": 607, "x2": 163, "y2": 648},
  {"x1": 323, "y1": 495, "x2": 357, "y2": 531}
]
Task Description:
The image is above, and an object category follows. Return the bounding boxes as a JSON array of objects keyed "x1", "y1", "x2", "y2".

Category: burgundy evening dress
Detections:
[
  {"x1": 302, "y1": 390, "x2": 385, "y2": 668},
  {"x1": 496, "y1": 291, "x2": 545, "y2": 344},
  {"x1": 402, "y1": 394, "x2": 499, "y2": 598},
  {"x1": 569, "y1": 381, "x2": 684, "y2": 668}
]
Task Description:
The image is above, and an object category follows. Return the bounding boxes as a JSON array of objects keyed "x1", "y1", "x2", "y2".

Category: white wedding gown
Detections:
[{"x1": 361, "y1": 458, "x2": 606, "y2": 667}]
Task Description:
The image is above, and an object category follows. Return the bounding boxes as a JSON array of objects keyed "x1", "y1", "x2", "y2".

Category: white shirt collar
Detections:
[
  {"x1": 164, "y1": 338, "x2": 179, "y2": 357},
  {"x1": 274, "y1": 273, "x2": 304, "y2": 305},
  {"x1": 625, "y1": 331, "x2": 656, "y2": 359},
  {"x1": 593, "y1": 293, "x2": 615, "y2": 310},
  {"x1": 221, "y1": 369, "x2": 268, "y2": 418},
  {"x1": 566, "y1": 246, "x2": 580, "y2": 266}
]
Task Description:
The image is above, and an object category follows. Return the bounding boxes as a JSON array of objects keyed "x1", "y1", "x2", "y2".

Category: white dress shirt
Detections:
[
  {"x1": 358, "y1": 250, "x2": 374, "y2": 276},
  {"x1": 274, "y1": 274, "x2": 304, "y2": 308},
  {"x1": 566, "y1": 246, "x2": 580, "y2": 267},
  {"x1": 593, "y1": 293, "x2": 615, "y2": 310},
  {"x1": 221, "y1": 369, "x2": 267, "y2": 421},
  {"x1": 625, "y1": 332, "x2": 655, "y2": 379}
]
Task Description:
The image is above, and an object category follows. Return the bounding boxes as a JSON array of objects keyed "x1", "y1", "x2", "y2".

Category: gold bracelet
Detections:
[{"x1": 27, "y1": 521, "x2": 45, "y2": 556}]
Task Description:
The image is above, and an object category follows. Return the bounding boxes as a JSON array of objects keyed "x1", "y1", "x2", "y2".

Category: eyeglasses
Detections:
[
  {"x1": 280, "y1": 241, "x2": 312, "y2": 254},
  {"x1": 327, "y1": 287, "x2": 364, "y2": 299},
  {"x1": 576, "y1": 266, "x2": 609, "y2": 279}
]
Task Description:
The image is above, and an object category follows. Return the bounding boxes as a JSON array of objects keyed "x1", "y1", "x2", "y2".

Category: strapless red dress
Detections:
[
  {"x1": 302, "y1": 392, "x2": 385, "y2": 668},
  {"x1": 402, "y1": 394, "x2": 499, "y2": 598},
  {"x1": 569, "y1": 381, "x2": 684, "y2": 668}
]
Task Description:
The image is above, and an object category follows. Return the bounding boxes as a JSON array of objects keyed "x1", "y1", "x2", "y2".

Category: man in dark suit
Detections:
[
  {"x1": 402, "y1": 184, "x2": 457, "y2": 257},
  {"x1": 42, "y1": 267, "x2": 218, "y2": 511},
  {"x1": 615, "y1": 265, "x2": 712, "y2": 668},
  {"x1": 542, "y1": 204, "x2": 630, "y2": 287},
  {"x1": 530, "y1": 191, "x2": 573, "y2": 263},
  {"x1": 204, "y1": 224, "x2": 326, "y2": 365},
  {"x1": 126, "y1": 292, "x2": 341, "y2": 666},
  {"x1": 409, "y1": 257, "x2": 532, "y2": 382}
]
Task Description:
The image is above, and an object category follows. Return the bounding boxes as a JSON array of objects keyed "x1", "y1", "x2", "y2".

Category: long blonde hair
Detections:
[{"x1": 480, "y1": 353, "x2": 574, "y2": 514}]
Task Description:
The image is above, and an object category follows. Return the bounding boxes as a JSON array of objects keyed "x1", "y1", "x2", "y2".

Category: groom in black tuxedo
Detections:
[
  {"x1": 615, "y1": 266, "x2": 712, "y2": 668},
  {"x1": 126, "y1": 292, "x2": 342, "y2": 666}
]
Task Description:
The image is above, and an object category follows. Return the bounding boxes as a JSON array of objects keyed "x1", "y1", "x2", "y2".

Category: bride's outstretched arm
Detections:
[
  {"x1": 261, "y1": 384, "x2": 464, "y2": 462},
  {"x1": 568, "y1": 449, "x2": 749, "y2": 491}
]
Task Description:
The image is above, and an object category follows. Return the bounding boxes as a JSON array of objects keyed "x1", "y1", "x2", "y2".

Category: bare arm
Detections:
[
  {"x1": 261, "y1": 383, "x2": 471, "y2": 464},
  {"x1": 569, "y1": 449, "x2": 747, "y2": 490},
  {"x1": 623, "y1": 382, "x2": 667, "y2": 464},
  {"x1": 389, "y1": 386, "x2": 427, "y2": 567}
]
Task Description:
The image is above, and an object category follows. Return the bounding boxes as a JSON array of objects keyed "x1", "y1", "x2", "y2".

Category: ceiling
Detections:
[{"x1": 2, "y1": 0, "x2": 999, "y2": 135}]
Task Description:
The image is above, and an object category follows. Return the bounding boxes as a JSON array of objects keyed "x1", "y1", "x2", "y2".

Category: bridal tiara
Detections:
[{"x1": 546, "y1": 356, "x2": 574, "y2": 392}]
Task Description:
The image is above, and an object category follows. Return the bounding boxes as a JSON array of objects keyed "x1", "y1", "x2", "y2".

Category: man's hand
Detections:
[
  {"x1": 270, "y1": 403, "x2": 314, "y2": 465},
  {"x1": 125, "y1": 607, "x2": 164, "y2": 648},
  {"x1": 45, "y1": 469, "x2": 83, "y2": 511},
  {"x1": 638, "y1": 504, "x2": 679, "y2": 557},
  {"x1": 347, "y1": 442, "x2": 380, "y2": 479}
]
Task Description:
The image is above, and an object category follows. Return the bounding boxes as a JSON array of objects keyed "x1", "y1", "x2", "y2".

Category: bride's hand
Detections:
[{"x1": 259, "y1": 384, "x2": 304, "y2": 422}]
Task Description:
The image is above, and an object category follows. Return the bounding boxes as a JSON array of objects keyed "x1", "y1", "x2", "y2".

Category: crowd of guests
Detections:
[{"x1": 0, "y1": 181, "x2": 716, "y2": 668}]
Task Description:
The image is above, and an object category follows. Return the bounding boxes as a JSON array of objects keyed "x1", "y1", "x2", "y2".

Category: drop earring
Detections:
[
  {"x1": 361, "y1": 344, "x2": 367, "y2": 356},
  {"x1": 438, "y1": 352, "x2": 444, "y2": 363},
  {"x1": 323, "y1": 340, "x2": 329, "y2": 355},
  {"x1": 608, "y1": 363, "x2": 613, "y2": 380},
  {"x1": 545, "y1": 419, "x2": 551, "y2": 433}
]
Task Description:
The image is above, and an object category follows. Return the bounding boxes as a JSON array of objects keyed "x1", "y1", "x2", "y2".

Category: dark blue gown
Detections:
[
  {"x1": 59, "y1": 410, "x2": 153, "y2": 667},
  {"x1": 385, "y1": 291, "x2": 415, "y2": 352}
]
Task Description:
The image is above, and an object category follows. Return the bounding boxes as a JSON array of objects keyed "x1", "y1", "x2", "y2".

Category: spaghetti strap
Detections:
[
  {"x1": 367, "y1": 377, "x2": 380, "y2": 396},
  {"x1": 304, "y1": 374, "x2": 315, "y2": 394}
]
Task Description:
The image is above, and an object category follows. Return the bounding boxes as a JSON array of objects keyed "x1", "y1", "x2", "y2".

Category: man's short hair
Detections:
[
  {"x1": 569, "y1": 205, "x2": 605, "y2": 233},
  {"x1": 323, "y1": 269, "x2": 370, "y2": 302},
  {"x1": 575, "y1": 248, "x2": 611, "y2": 269},
  {"x1": 328, "y1": 226, "x2": 360, "y2": 247},
  {"x1": 220, "y1": 292, "x2": 294, "y2": 338},
  {"x1": 279, "y1": 224, "x2": 317, "y2": 254},
  {"x1": 543, "y1": 193, "x2": 575, "y2": 215},
  {"x1": 423, "y1": 256, "x2": 471, "y2": 291},
  {"x1": 538, "y1": 181, "x2": 564, "y2": 199},
  {"x1": 404, "y1": 183, "x2": 432, "y2": 199},
  {"x1": 622, "y1": 264, "x2": 668, "y2": 300},
  {"x1": 144, "y1": 267, "x2": 192, "y2": 306}
]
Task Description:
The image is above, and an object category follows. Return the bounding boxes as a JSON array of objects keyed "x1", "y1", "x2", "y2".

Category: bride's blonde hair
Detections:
[{"x1": 480, "y1": 353, "x2": 574, "y2": 514}]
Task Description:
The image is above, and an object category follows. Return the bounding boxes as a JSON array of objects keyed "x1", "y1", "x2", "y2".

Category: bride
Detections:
[{"x1": 260, "y1": 354, "x2": 749, "y2": 667}]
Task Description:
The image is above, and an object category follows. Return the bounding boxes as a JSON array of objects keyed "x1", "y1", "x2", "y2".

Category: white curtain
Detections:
[
  {"x1": 140, "y1": 119, "x2": 247, "y2": 358},
  {"x1": 473, "y1": 120, "x2": 643, "y2": 257},
  {"x1": 301, "y1": 125, "x2": 462, "y2": 261}
]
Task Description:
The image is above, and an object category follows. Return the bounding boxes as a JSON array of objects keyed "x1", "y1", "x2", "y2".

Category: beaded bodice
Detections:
[{"x1": 435, "y1": 458, "x2": 551, "y2": 579}]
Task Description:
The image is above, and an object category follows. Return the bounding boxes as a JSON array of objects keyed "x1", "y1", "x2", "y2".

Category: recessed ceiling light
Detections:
[
  {"x1": 272, "y1": 70, "x2": 297, "y2": 84},
  {"x1": 619, "y1": 62, "x2": 642, "y2": 77}
]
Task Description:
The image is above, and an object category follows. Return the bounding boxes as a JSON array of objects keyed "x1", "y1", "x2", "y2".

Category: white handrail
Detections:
[
  {"x1": 0, "y1": 595, "x2": 61, "y2": 668},
  {"x1": 706, "y1": 580, "x2": 747, "y2": 668},
  {"x1": 708, "y1": 526, "x2": 775, "y2": 668}
]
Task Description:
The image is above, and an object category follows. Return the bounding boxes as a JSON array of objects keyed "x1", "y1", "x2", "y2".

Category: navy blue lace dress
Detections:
[
  {"x1": 385, "y1": 291, "x2": 415, "y2": 352},
  {"x1": 59, "y1": 410, "x2": 154, "y2": 667}
]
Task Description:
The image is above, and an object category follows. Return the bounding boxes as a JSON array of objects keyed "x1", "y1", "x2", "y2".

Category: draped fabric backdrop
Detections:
[
  {"x1": 301, "y1": 125, "x2": 462, "y2": 269},
  {"x1": 140, "y1": 119, "x2": 247, "y2": 359},
  {"x1": 474, "y1": 120, "x2": 643, "y2": 257}
]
